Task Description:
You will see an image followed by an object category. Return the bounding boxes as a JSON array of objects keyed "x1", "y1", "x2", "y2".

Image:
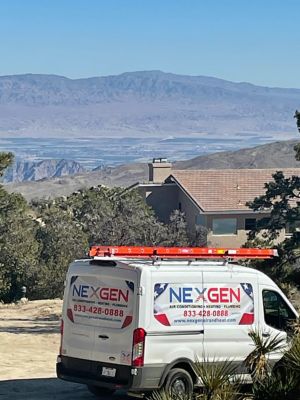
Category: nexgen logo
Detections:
[
  {"x1": 169, "y1": 287, "x2": 241, "y2": 303},
  {"x1": 72, "y1": 284, "x2": 129, "y2": 302}
]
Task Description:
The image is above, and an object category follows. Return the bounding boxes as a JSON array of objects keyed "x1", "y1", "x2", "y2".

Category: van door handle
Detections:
[
  {"x1": 98, "y1": 335, "x2": 109, "y2": 340},
  {"x1": 262, "y1": 333, "x2": 270, "y2": 338}
]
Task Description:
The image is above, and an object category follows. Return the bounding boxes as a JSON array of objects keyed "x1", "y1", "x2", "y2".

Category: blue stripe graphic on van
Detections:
[
  {"x1": 126, "y1": 281, "x2": 134, "y2": 292},
  {"x1": 70, "y1": 276, "x2": 78, "y2": 286}
]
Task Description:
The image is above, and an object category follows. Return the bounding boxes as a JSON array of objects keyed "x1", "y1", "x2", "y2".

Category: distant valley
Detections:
[
  {"x1": 1, "y1": 71, "x2": 300, "y2": 193},
  {"x1": 5, "y1": 140, "x2": 300, "y2": 200}
]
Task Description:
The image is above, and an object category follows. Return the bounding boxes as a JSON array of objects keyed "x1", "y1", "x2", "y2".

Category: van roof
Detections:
[
  {"x1": 72, "y1": 257, "x2": 274, "y2": 286},
  {"x1": 89, "y1": 246, "x2": 278, "y2": 260}
]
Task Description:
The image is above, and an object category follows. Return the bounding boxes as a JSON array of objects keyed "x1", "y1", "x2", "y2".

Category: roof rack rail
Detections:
[{"x1": 89, "y1": 246, "x2": 278, "y2": 260}]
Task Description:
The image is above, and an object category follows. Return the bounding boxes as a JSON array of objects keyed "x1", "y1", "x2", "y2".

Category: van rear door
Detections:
[{"x1": 62, "y1": 261, "x2": 137, "y2": 366}]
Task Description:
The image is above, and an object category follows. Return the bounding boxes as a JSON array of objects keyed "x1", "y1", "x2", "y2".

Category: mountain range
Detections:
[{"x1": 0, "y1": 71, "x2": 299, "y2": 140}]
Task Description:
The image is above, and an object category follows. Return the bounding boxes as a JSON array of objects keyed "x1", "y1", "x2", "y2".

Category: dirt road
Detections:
[
  {"x1": 2, "y1": 297, "x2": 299, "y2": 400},
  {"x1": 0, "y1": 300, "x2": 128, "y2": 400}
]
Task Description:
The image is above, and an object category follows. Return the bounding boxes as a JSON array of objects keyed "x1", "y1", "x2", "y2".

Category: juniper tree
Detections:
[
  {"x1": 246, "y1": 113, "x2": 300, "y2": 284},
  {"x1": 294, "y1": 110, "x2": 300, "y2": 161},
  {"x1": 0, "y1": 152, "x2": 40, "y2": 302}
]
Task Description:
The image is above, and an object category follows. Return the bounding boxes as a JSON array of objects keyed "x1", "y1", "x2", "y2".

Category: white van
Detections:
[{"x1": 57, "y1": 246, "x2": 298, "y2": 398}]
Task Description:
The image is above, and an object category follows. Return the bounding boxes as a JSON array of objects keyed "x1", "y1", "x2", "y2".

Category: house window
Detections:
[
  {"x1": 212, "y1": 218, "x2": 237, "y2": 235},
  {"x1": 245, "y1": 218, "x2": 256, "y2": 231},
  {"x1": 178, "y1": 202, "x2": 182, "y2": 211},
  {"x1": 195, "y1": 214, "x2": 205, "y2": 226}
]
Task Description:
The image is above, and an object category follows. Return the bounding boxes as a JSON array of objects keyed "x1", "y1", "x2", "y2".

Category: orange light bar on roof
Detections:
[{"x1": 89, "y1": 246, "x2": 278, "y2": 259}]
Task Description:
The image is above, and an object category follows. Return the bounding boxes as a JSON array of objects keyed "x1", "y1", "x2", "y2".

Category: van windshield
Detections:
[{"x1": 67, "y1": 275, "x2": 135, "y2": 329}]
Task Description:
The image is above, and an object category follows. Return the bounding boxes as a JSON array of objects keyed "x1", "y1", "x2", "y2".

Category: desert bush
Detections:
[
  {"x1": 282, "y1": 330, "x2": 300, "y2": 373},
  {"x1": 193, "y1": 359, "x2": 242, "y2": 400},
  {"x1": 246, "y1": 330, "x2": 300, "y2": 399},
  {"x1": 251, "y1": 368, "x2": 298, "y2": 400},
  {"x1": 244, "y1": 330, "x2": 286, "y2": 380}
]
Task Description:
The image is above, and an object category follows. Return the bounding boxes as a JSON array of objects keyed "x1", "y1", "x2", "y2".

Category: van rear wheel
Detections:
[
  {"x1": 87, "y1": 385, "x2": 115, "y2": 398},
  {"x1": 164, "y1": 368, "x2": 194, "y2": 400}
]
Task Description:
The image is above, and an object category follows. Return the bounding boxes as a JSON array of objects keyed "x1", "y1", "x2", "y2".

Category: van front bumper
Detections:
[{"x1": 56, "y1": 355, "x2": 166, "y2": 392}]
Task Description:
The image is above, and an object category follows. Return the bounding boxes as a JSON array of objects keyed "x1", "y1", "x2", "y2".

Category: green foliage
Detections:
[
  {"x1": 0, "y1": 187, "x2": 40, "y2": 302},
  {"x1": 244, "y1": 330, "x2": 285, "y2": 380},
  {"x1": 246, "y1": 330, "x2": 299, "y2": 400},
  {"x1": 0, "y1": 152, "x2": 38, "y2": 302},
  {"x1": 247, "y1": 171, "x2": 300, "y2": 242},
  {"x1": 27, "y1": 185, "x2": 192, "y2": 300},
  {"x1": 193, "y1": 359, "x2": 241, "y2": 400},
  {"x1": 149, "y1": 389, "x2": 188, "y2": 400},
  {"x1": 33, "y1": 204, "x2": 88, "y2": 299},
  {"x1": 167, "y1": 210, "x2": 189, "y2": 246},
  {"x1": 191, "y1": 225, "x2": 208, "y2": 247},
  {"x1": 251, "y1": 369, "x2": 298, "y2": 400},
  {"x1": 282, "y1": 331, "x2": 300, "y2": 373},
  {"x1": 295, "y1": 110, "x2": 300, "y2": 160},
  {"x1": 246, "y1": 170, "x2": 300, "y2": 285},
  {"x1": 245, "y1": 112, "x2": 300, "y2": 281},
  {"x1": 38, "y1": 186, "x2": 191, "y2": 247},
  {"x1": 295, "y1": 110, "x2": 300, "y2": 133},
  {"x1": 0, "y1": 152, "x2": 14, "y2": 177}
]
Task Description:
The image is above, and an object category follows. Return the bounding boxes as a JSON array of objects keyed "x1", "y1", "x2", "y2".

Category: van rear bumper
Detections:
[{"x1": 56, "y1": 355, "x2": 166, "y2": 392}]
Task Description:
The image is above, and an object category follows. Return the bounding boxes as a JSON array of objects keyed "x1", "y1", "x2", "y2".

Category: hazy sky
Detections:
[{"x1": 0, "y1": 0, "x2": 299, "y2": 87}]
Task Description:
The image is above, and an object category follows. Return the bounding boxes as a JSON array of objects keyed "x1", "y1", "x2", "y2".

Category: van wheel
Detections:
[
  {"x1": 164, "y1": 368, "x2": 194, "y2": 400},
  {"x1": 87, "y1": 385, "x2": 115, "y2": 398}
]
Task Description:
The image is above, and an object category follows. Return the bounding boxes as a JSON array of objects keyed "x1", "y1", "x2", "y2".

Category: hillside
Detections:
[
  {"x1": 0, "y1": 71, "x2": 299, "y2": 140},
  {"x1": 5, "y1": 140, "x2": 300, "y2": 200},
  {"x1": 175, "y1": 140, "x2": 300, "y2": 169},
  {"x1": 3, "y1": 159, "x2": 85, "y2": 183}
]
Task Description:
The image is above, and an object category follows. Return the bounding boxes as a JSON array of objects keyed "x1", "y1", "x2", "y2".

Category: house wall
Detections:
[
  {"x1": 138, "y1": 184, "x2": 179, "y2": 223},
  {"x1": 177, "y1": 189, "x2": 204, "y2": 234},
  {"x1": 206, "y1": 213, "x2": 287, "y2": 247}
]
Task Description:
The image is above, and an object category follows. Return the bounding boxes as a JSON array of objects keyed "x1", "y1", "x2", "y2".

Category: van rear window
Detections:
[{"x1": 67, "y1": 275, "x2": 134, "y2": 329}]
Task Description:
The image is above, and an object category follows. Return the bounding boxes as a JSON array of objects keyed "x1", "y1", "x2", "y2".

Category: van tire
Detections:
[
  {"x1": 87, "y1": 385, "x2": 115, "y2": 398},
  {"x1": 163, "y1": 368, "x2": 194, "y2": 399}
]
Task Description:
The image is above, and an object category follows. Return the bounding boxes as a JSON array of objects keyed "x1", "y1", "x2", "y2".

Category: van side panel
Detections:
[
  {"x1": 142, "y1": 270, "x2": 204, "y2": 383},
  {"x1": 202, "y1": 271, "x2": 258, "y2": 368}
]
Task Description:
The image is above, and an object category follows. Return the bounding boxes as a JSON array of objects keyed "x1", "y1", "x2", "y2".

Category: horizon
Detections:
[
  {"x1": 1, "y1": 70, "x2": 300, "y2": 90},
  {"x1": 1, "y1": 1, "x2": 300, "y2": 88}
]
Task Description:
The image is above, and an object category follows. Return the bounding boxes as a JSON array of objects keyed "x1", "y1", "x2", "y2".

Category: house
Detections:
[{"x1": 138, "y1": 159, "x2": 300, "y2": 247}]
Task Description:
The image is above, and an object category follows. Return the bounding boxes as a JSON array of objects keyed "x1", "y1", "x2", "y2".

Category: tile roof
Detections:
[{"x1": 171, "y1": 169, "x2": 300, "y2": 212}]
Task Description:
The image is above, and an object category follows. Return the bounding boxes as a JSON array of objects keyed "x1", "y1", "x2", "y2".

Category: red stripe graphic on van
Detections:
[
  {"x1": 122, "y1": 315, "x2": 133, "y2": 328},
  {"x1": 67, "y1": 308, "x2": 74, "y2": 322},
  {"x1": 155, "y1": 314, "x2": 171, "y2": 326},
  {"x1": 239, "y1": 313, "x2": 254, "y2": 325}
]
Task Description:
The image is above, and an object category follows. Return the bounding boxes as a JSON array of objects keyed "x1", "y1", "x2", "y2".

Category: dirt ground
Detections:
[
  {"x1": 1, "y1": 296, "x2": 300, "y2": 400},
  {"x1": 0, "y1": 300, "x2": 128, "y2": 400}
]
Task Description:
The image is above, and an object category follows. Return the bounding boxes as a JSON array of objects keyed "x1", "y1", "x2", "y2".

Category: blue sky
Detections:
[{"x1": 0, "y1": 0, "x2": 299, "y2": 87}]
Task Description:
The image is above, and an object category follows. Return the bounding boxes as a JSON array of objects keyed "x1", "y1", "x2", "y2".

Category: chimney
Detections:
[{"x1": 148, "y1": 158, "x2": 172, "y2": 183}]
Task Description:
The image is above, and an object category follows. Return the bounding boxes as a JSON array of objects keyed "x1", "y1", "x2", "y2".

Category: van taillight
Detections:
[
  {"x1": 132, "y1": 328, "x2": 146, "y2": 367},
  {"x1": 59, "y1": 319, "x2": 64, "y2": 355}
]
